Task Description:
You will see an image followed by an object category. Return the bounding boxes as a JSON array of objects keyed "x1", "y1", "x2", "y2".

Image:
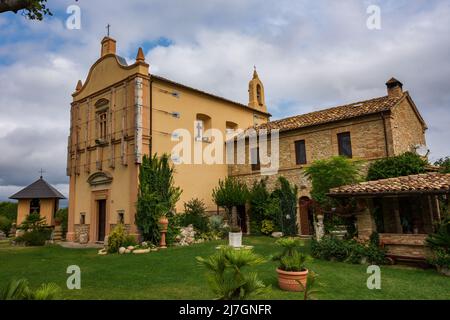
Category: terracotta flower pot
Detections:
[
  {"x1": 158, "y1": 216, "x2": 169, "y2": 232},
  {"x1": 276, "y1": 268, "x2": 309, "y2": 292}
]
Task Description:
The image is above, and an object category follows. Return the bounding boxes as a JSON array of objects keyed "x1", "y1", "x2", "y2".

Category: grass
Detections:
[{"x1": 0, "y1": 236, "x2": 449, "y2": 300}]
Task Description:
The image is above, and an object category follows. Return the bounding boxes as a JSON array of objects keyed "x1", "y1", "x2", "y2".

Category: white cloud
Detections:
[{"x1": 0, "y1": 0, "x2": 449, "y2": 196}]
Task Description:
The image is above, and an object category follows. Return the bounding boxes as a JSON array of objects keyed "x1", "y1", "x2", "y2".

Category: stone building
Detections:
[
  {"x1": 229, "y1": 78, "x2": 428, "y2": 235},
  {"x1": 66, "y1": 37, "x2": 270, "y2": 243}
]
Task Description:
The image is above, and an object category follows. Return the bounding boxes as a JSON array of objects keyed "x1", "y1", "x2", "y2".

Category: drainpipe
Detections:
[
  {"x1": 149, "y1": 77, "x2": 153, "y2": 155},
  {"x1": 381, "y1": 112, "x2": 390, "y2": 157}
]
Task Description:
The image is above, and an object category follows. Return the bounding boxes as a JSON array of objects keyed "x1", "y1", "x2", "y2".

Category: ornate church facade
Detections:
[{"x1": 66, "y1": 37, "x2": 270, "y2": 243}]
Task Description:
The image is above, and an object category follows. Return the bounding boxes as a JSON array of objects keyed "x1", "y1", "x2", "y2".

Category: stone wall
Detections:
[
  {"x1": 74, "y1": 224, "x2": 90, "y2": 242},
  {"x1": 389, "y1": 97, "x2": 427, "y2": 156},
  {"x1": 379, "y1": 233, "x2": 430, "y2": 259},
  {"x1": 230, "y1": 114, "x2": 388, "y2": 179}
]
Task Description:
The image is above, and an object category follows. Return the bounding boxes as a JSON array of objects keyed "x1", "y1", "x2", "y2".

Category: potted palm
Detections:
[
  {"x1": 212, "y1": 178, "x2": 248, "y2": 248},
  {"x1": 273, "y1": 237, "x2": 310, "y2": 292}
]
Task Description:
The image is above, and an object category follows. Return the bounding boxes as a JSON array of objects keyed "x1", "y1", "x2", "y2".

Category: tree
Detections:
[
  {"x1": 434, "y1": 157, "x2": 450, "y2": 174},
  {"x1": 0, "y1": 202, "x2": 17, "y2": 222},
  {"x1": 135, "y1": 154, "x2": 182, "y2": 244},
  {"x1": 367, "y1": 152, "x2": 428, "y2": 181},
  {"x1": 248, "y1": 178, "x2": 271, "y2": 234},
  {"x1": 212, "y1": 177, "x2": 248, "y2": 230},
  {"x1": 0, "y1": 0, "x2": 52, "y2": 20},
  {"x1": 272, "y1": 177, "x2": 298, "y2": 236},
  {"x1": 305, "y1": 156, "x2": 361, "y2": 209}
]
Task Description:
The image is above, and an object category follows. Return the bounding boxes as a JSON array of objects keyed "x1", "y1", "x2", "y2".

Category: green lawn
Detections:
[{"x1": 0, "y1": 236, "x2": 448, "y2": 300}]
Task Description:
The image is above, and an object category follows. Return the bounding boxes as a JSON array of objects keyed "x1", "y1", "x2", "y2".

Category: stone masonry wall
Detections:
[
  {"x1": 389, "y1": 97, "x2": 427, "y2": 155},
  {"x1": 230, "y1": 115, "x2": 386, "y2": 199}
]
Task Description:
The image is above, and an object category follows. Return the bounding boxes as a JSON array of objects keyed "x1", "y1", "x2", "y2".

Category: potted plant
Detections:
[
  {"x1": 212, "y1": 178, "x2": 248, "y2": 248},
  {"x1": 228, "y1": 226, "x2": 242, "y2": 248},
  {"x1": 158, "y1": 213, "x2": 169, "y2": 248},
  {"x1": 273, "y1": 237, "x2": 310, "y2": 292}
]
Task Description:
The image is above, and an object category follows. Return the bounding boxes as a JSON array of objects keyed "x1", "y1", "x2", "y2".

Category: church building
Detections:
[{"x1": 66, "y1": 37, "x2": 270, "y2": 243}]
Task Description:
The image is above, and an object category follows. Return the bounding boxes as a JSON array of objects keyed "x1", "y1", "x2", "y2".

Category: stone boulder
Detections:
[
  {"x1": 119, "y1": 247, "x2": 126, "y2": 254},
  {"x1": 176, "y1": 224, "x2": 196, "y2": 246},
  {"x1": 271, "y1": 232, "x2": 283, "y2": 238},
  {"x1": 79, "y1": 232, "x2": 89, "y2": 244}
]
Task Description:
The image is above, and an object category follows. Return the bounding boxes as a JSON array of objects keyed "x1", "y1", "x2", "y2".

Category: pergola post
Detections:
[
  {"x1": 392, "y1": 197, "x2": 402, "y2": 233},
  {"x1": 356, "y1": 198, "x2": 376, "y2": 241}
]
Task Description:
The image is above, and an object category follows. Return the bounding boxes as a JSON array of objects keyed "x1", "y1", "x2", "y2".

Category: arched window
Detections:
[
  {"x1": 256, "y1": 84, "x2": 263, "y2": 106},
  {"x1": 95, "y1": 99, "x2": 109, "y2": 143},
  {"x1": 225, "y1": 121, "x2": 238, "y2": 136},
  {"x1": 195, "y1": 113, "x2": 212, "y2": 142}
]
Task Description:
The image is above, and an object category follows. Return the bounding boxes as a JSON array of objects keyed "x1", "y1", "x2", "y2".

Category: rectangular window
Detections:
[
  {"x1": 251, "y1": 147, "x2": 260, "y2": 171},
  {"x1": 295, "y1": 140, "x2": 307, "y2": 165},
  {"x1": 80, "y1": 213, "x2": 86, "y2": 225},
  {"x1": 117, "y1": 211, "x2": 125, "y2": 224},
  {"x1": 337, "y1": 132, "x2": 352, "y2": 158}
]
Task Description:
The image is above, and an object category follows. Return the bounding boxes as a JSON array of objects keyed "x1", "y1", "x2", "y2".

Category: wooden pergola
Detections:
[{"x1": 328, "y1": 173, "x2": 450, "y2": 263}]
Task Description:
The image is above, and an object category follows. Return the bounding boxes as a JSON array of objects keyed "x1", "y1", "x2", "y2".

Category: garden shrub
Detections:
[
  {"x1": 136, "y1": 154, "x2": 182, "y2": 245},
  {"x1": 0, "y1": 216, "x2": 12, "y2": 237},
  {"x1": 272, "y1": 177, "x2": 298, "y2": 236},
  {"x1": 15, "y1": 212, "x2": 51, "y2": 246},
  {"x1": 0, "y1": 279, "x2": 61, "y2": 300},
  {"x1": 248, "y1": 178, "x2": 272, "y2": 235},
  {"x1": 15, "y1": 229, "x2": 52, "y2": 246},
  {"x1": 166, "y1": 211, "x2": 181, "y2": 245},
  {"x1": 305, "y1": 156, "x2": 360, "y2": 209},
  {"x1": 209, "y1": 215, "x2": 224, "y2": 232},
  {"x1": 208, "y1": 215, "x2": 228, "y2": 239},
  {"x1": 426, "y1": 216, "x2": 450, "y2": 270},
  {"x1": 367, "y1": 152, "x2": 427, "y2": 181},
  {"x1": 179, "y1": 198, "x2": 209, "y2": 233},
  {"x1": 196, "y1": 247, "x2": 268, "y2": 300},
  {"x1": 107, "y1": 224, "x2": 128, "y2": 253},
  {"x1": 261, "y1": 220, "x2": 274, "y2": 235},
  {"x1": 311, "y1": 235, "x2": 386, "y2": 264}
]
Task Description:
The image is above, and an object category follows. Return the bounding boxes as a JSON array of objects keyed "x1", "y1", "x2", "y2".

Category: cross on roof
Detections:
[
  {"x1": 39, "y1": 169, "x2": 46, "y2": 179},
  {"x1": 106, "y1": 24, "x2": 111, "y2": 37}
]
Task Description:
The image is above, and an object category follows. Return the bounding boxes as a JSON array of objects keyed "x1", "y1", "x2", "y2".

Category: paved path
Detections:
[{"x1": 59, "y1": 242, "x2": 104, "y2": 249}]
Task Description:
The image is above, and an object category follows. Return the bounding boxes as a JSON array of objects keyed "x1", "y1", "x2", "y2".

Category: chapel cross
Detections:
[
  {"x1": 106, "y1": 24, "x2": 111, "y2": 37},
  {"x1": 39, "y1": 169, "x2": 46, "y2": 179}
]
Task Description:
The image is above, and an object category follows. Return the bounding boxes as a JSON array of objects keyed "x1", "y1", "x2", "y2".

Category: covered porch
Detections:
[{"x1": 329, "y1": 173, "x2": 450, "y2": 263}]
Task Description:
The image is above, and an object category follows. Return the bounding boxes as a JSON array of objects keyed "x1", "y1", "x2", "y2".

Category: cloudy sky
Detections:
[{"x1": 0, "y1": 0, "x2": 449, "y2": 202}]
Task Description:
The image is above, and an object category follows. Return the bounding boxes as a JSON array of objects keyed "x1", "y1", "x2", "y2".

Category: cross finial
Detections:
[
  {"x1": 39, "y1": 169, "x2": 46, "y2": 179},
  {"x1": 106, "y1": 24, "x2": 111, "y2": 37}
]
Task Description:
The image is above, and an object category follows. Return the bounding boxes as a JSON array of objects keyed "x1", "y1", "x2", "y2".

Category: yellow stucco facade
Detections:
[
  {"x1": 66, "y1": 37, "x2": 270, "y2": 243},
  {"x1": 16, "y1": 198, "x2": 57, "y2": 226}
]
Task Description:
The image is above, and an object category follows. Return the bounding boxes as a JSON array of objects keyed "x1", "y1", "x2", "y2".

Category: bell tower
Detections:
[{"x1": 248, "y1": 67, "x2": 267, "y2": 112}]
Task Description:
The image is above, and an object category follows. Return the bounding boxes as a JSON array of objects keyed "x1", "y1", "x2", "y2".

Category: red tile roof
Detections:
[
  {"x1": 255, "y1": 94, "x2": 404, "y2": 133},
  {"x1": 328, "y1": 173, "x2": 450, "y2": 197}
]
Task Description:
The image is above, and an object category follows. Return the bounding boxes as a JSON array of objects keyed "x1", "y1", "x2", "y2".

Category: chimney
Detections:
[
  {"x1": 386, "y1": 77, "x2": 403, "y2": 98},
  {"x1": 101, "y1": 37, "x2": 117, "y2": 57}
]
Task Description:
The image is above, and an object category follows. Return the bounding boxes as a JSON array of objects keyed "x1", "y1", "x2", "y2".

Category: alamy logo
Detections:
[
  {"x1": 366, "y1": 265, "x2": 381, "y2": 289},
  {"x1": 66, "y1": 265, "x2": 81, "y2": 289},
  {"x1": 66, "y1": 4, "x2": 81, "y2": 30},
  {"x1": 367, "y1": 5, "x2": 382, "y2": 30},
  {"x1": 170, "y1": 125, "x2": 280, "y2": 175}
]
